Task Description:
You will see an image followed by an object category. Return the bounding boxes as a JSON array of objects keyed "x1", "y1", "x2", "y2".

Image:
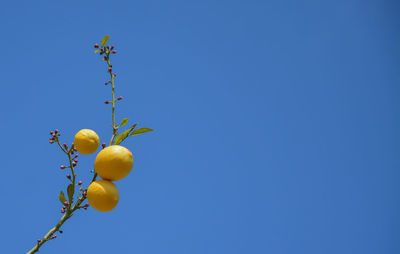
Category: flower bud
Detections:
[
  {"x1": 113, "y1": 73, "x2": 117, "y2": 77},
  {"x1": 104, "y1": 101, "x2": 110, "y2": 104},
  {"x1": 105, "y1": 82, "x2": 108, "y2": 86},
  {"x1": 117, "y1": 96, "x2": 122, "y2": 101},
  {"x1": 63, "y1": 201, "x2": 69, "y2": 206},
  {"x1": 110, "y1": 45, "x2": 114, "y2": 50},
  {"x1": 59, "y1": 230, "x2": 63, "y2": 234},
  {"x1": 66, "y1": 174, "x2": 71, "y2": 179},
  {"x1": 49, "y1": 140, "x2": 54, "y2": 144},
  {"x1": 63, "y1": 143, "x2": 68, "y2": 150},
  {"x1": 60, "y1": 165, "x2": 66, "y2": 170},
  {"x1": 112, "y1": 50, "x2": 117, "y2": 54},
  {"x1": 37, "y1": 239, "x2": 41, "y2": 243},
  {"x1": 102, "y1": 143, "x2": 106, "y2": 149},
  {"x1": 61, "y1": 208, "x2": 65, "y2": 213},
  {"x1": 84, "y1": 204, "x2": 90, "y2": 207},
  {"x1": 78, "y1": 181, "x2": 82, "y2": 185},
  {"x1": 108, "y1": 67, "x2": 112, "y2": 72},
  {"x1": 55, "y1": 129, "x2": 59, "y2": 134},
  {"x1": 94, "y1": 43, "x2": 99, "y2": 48}
]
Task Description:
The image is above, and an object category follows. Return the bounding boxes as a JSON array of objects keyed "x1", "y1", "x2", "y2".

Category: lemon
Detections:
[
  {"x1": 94, "y1": 145, "x2": 133, "y2": 181},
  {"x1": 87, "y1": 180, "x2": 119, "y2": 212},
  {"x1": 74, "y1": 129, "x2": 100, "y2": 154}
]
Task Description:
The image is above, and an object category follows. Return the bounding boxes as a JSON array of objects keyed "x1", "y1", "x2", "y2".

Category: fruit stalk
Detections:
[{"x1": 27, "y1": 38, "x2": 120, "y2": 254}]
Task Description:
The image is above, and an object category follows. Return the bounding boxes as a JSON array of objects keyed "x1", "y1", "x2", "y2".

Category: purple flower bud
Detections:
[
  {"x1": 73, "y1": 147, "x2": 77, "y2": 152},
  {"x1": 73, "y1": 159, "x2": 78, "y2": 163},
  {"x1": 61, "y1": 208, "x2": 65, "y2": 213},
  {"x1": 78, "y1": 181, "x2": 82, "y2": 185},
  {"x1": 49, "y1": 140, "x2": 54, "y2": 144},
  {"x1": 113, "y1": 73, "x2": 117, "y2": 77},
  {"x1": 72, "y1": 161, "x2": 77, "y2": 167},
  {"x1": 59, "y1": 230, "x2": 63, "y2": 234},
  {"x1": 63, "y1": 143, "x2": 68, "y2": 150},
  {"x1": 55, "y1": 129, "x2": 59, "y2": 134},
  {"x1": 37, "y1": 239, "x2": 42, "y2": 243},
  {"x1": 60, "y1": 165, "x2": 66, "y2": 169},
  {"x1": 108, "y1": 67, "x2": 112, "y2": 72},
  {"x1": 52, "y1": 235, "x2": 57, "y2": 239},
  {"x1": 94, "y1": 43, "x2": 99, "y2": 48},
  {"x1": 74, "y1": 154, "x2": 79, "y2": 158},
  {"x1": 117, "y1": 96, "x2": 122, "y2": 101},
  {"x1": 110, "y1": 45, "x2": 114, "y2": 50},
  {"x1": 84, "y1": 204, "x2": 90, "y2": 207},
  {"x1": 50, "y1": 131, "x2": 54, "y2": 135},
  {"x1": 66, "y1": 174, "x2": 71, "y2": 179},
  {"x1": 63, "y1": 201, "x2": 69, "y2": 206},
  {"x1": 102, "y1": 143, "x2": 106, "y2": 149},
  {"x1": 100, "y1": 51, "x2": 104, "y2": 55},
  {"x1": 104, "y1": 101, "x2": 110, "y2": 104},
  {"x1": 105, "y1": 82, "x2": 108, "y2": 86}
]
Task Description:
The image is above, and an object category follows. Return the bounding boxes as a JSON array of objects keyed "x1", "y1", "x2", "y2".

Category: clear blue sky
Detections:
[{"x1": 0, "y1": 0, "x2": 399, "y2": 253}]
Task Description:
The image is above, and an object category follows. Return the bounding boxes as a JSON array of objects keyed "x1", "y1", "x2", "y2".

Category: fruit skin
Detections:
[
  {"x1": 74, "y1": 129, "x2": 100, "y2": 154},
  {"x1": 94, "y1": 145, "x2": 133, "y2": 181},
  {"x1": 87, "y1": 180, "x2": 119, "y2": 212}
]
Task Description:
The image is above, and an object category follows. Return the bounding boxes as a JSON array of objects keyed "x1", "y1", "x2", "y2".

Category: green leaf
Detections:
[
  {"x1": 100, "y1": 35, "x2": 110, "y2": 47},
  {"x1": 130, "y1": 127, "x2": 154, "y2": 136},
  {"x1": 114, "y1": 124, "x2": 137, "y2": 145},
  {"x1": 59, "y1": 191, "x2": 66, "y2": 205},
  {"x1": 119, "y1": 118, "x2": 129, "y2": 128},
  {"x1": 94, "y1": 49, "x2": 100, "y2": 54},
  {"x1": 67, "y1": 184, "x2": 74, "y2": 203}
]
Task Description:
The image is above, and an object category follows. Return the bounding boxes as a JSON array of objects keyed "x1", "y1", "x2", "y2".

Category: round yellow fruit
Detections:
[
  {"x1": 87, "y1": 180, "x2": 119, "y2": 212},
  {"x1": 94, "y1": 145, "x2": 133, "y2": 181},
  {"x1": 74, "y1": 129, "x2": 100, "y2": 154}
]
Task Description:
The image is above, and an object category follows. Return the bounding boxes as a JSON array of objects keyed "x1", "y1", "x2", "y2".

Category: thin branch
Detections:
[{"x1": 27, "y1": 42, "x2": 120, "y2": 254}]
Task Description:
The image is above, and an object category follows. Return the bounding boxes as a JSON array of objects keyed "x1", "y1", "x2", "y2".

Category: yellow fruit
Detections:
[
  {"x1": 87, "y1": 180, "x2": 119, "y2": 212},
  {"x1": 94, "y1": 145, "x2": 133, "y2": 181},
  {"x1": 74, "y1": 129, "x2": 100, "y2": 154}
]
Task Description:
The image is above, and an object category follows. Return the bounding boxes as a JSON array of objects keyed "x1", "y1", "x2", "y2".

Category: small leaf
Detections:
[
  {"x1": 130, "y1": 127, "x2": 154, "y2": 136},
  {"x1": 94, "y1": 49, "x2": 100, "y2": 54},
  {"x1": 59, "y1": 191, "x2": 66, "y2": 205},
  {"x1": 67, "y1": 184, "x2": 74, "y2": 203},
  {"x1": 101, "y1": 35, "x2": 110, "y2": 47},
  {"x1": 114, "y1": 124, "x2": 137, "y2": 145},
  {"x1": 119, "y1": 118, "x2": 129, "y2": 128}
]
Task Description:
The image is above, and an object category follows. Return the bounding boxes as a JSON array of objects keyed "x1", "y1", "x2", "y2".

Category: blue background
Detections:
[{"x1": 1, "y1": 0, "x2": 399, "y2": 253}]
